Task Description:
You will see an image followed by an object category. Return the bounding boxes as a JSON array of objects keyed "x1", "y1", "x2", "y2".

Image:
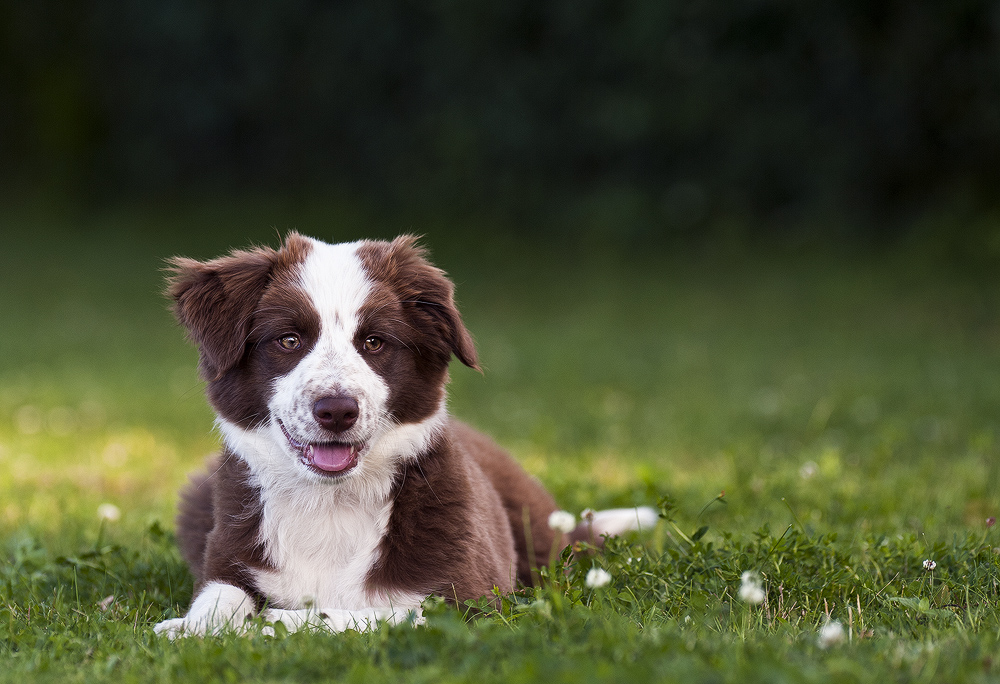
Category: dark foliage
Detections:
[{"x1": 2, "y1": 0, "x2": 999, "y2": 233}]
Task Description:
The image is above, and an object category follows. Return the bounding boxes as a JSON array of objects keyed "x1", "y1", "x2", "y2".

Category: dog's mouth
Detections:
[{"x1": 277, "y1": 419, "x2": 364, "y2": 477}]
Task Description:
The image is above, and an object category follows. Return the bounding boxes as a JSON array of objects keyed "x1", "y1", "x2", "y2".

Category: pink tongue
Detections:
[{"x1": 306, "y1": 444, "x2": 356, "y2": 472}]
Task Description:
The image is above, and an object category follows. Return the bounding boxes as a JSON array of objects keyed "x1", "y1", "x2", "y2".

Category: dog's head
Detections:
[{"x1": 167, "y1": 233, "x2": 478, "y2": 489}]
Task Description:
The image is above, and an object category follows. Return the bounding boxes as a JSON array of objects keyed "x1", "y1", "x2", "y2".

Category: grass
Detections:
[{"x1": 2, "y1": 200, "x2": 1000, "y2": 682}]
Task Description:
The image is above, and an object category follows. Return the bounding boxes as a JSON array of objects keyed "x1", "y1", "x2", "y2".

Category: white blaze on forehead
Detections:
[
  {"x1": 267, "y1": 237, "x2": 390, "y2": 452},
  {"x1": 297, "y1": 238, "x2": 371, "y2": 337}
]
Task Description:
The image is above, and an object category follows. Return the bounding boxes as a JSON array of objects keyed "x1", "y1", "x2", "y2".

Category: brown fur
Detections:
[
  {"x1": 166, "y1": 234, "x2": 314, "y2": 383},
  {"x1": 367, "y1": 419, "x2": 518, "y2": 599},
  {"x1": 357, "y1": 236, "x2": 479, "y2": 371},
  {"x1": 176, "y1": 454, "x2": 273, "y2": 607},
  {"x1": 175, "y1": 471, "x2": 215, "y2": 574},
  {"x1": 450, "y1": 421, "x2": 561, "y2": 586}
]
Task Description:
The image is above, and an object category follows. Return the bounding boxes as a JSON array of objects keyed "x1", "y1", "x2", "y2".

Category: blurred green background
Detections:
[{"x1": 1, "y1": 1, "x2": 1000, "y2": 544}]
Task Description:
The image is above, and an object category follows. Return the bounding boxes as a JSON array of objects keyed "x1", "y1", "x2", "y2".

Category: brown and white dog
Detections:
[{"x1": 154, "y1": 233, "x2": 656, "y2": 637}]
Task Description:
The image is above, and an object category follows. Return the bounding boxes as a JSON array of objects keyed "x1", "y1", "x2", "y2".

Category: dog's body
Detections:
[{"x1": 154, "y1": 234, "x2": 655, "y2": 637}]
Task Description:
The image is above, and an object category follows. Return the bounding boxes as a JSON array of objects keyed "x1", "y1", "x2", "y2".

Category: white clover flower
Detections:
[
  {"x1": 738, "y1": 571, "x2": 765, "y2": 605},
  {"x1": 585, "y1": 568, "x2": 612, "y2": 588},
  {"x1": 548, "y1": 510, "x2": 576, "y2": 534},
  {"x1": 922, "y1": 559, "x2": 937, "y2": 571},
  {"x1": 97, "y1": 503, "x2": 121, "y2": 522},
  {"x1": 818, "y1": 619, "x2": 845, "y2": 648},
  {"x1": 739, "y1": 583, "x2": 765, "y2": 604}
]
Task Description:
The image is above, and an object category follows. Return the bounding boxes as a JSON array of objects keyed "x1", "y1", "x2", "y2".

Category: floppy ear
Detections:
[
  {"x1": 166, "y1": 245, "x2": 280, "y2": 381},
  {"x1": 381, "y1": 236, "x2": 480, "y2": 371}
]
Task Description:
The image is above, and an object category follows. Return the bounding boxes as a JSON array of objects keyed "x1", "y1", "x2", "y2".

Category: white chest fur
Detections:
[
  {"x1": 217, "y1": 409, "x2": 447, "y2": 615},
  {"x1": 252, "y1": 485, "x2": 394, "y2": 610}
]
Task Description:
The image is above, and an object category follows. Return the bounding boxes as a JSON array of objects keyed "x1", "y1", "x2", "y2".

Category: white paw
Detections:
[
  {"x1": 590, "y1": 506, "x2": 660, "y2": 537},
  {"x1": 153, "y1": 582, "x2": 256, "y2": 639},
  {"x1": 152, "y1": 617, "x2": 190, "y2": 639},
  {"x1": 258, "y1": 605, "x2": 424, "y2": 634},
  {"x1": 153, "y1": 613, "x2": 256, "y2": 639}
]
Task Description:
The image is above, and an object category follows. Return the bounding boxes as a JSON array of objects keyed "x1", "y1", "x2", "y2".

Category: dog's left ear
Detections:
[{"x1": 365, "y1": 236, "x2": 480, "y2": 371}]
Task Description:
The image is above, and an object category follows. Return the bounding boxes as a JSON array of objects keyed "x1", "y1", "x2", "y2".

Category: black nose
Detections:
[{"x1": 312, "y1": 396, "x2": 360, "y2": 433}]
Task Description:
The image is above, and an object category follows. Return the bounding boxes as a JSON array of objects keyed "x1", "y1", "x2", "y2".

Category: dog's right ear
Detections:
[{"x1": 166, "y1": 246, "x2": 279, "y2": 381}]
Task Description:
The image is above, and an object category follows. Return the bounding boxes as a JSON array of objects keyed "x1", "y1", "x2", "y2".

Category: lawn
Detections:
[{"x1": 2, "y1": 202, "x2": 1000, "y2": 682}]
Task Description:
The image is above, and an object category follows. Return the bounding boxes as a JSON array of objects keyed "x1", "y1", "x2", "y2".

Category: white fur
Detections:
[
  {"x1": 153, "y1": 581, "x2": 422, "y2": 638},
  {"x1": 211, "y1": 400, "x2": 446, "y2": 622},
  {"x1": 260, "y1": 605, "x2": 425, "y2": 635},
  {"x1": 270, "y1": 239, "x2": 390, "y2": 475},
  {"x1": 588, "y1": 507, "x2": 659, "y2": 538},
  {"x1": 154, "y1": 582, "x2": 256, "y2": 638},
  {"x1": 217, "y1": 400, "x2": 448, "y2": 507}
]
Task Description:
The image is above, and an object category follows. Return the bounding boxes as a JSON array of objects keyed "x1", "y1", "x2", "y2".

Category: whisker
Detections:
[
  {"x1": 415, "y1": 460, "x2": 443, "y2": 507},
  {"x1": 399, "y1": 300, "x2": 444, "y2": 308}
]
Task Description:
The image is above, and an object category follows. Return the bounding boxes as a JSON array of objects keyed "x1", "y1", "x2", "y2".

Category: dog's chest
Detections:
[{"x1": 252, "y1": 489, "x2": 392, "y2": 610}]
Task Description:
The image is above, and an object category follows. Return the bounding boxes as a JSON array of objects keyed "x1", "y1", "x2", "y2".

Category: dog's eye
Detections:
[
  {"x1": 277, "y1": 334, "x2": 301, "y2": 351},
  {"x1": 363, "y1": 336, "x2": 384, "y2": 353}
]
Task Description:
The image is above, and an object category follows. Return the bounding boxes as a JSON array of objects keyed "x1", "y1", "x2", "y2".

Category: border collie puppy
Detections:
[{"x1": 154, "y1": 233, "x2": 656, "y2": 637}]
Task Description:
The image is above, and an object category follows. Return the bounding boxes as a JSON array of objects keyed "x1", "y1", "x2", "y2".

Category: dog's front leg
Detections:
[
  {"x1": 154, "y1": 582, "x2": 257, "y2": 639},
  {"x1": 261, "y1": 603, "x2": 425, "y2": 634}
]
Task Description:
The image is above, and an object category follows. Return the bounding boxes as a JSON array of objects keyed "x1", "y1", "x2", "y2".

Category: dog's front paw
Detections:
[
  {"x1": 153, "y1": 613, "x2": 256, "y2": 639},
  {"x1": 153, "y1": 617, "x2": 197, "y2": 639},
  {"x1": 153, "y1": 582, "x2": 257, "y2": 639}
]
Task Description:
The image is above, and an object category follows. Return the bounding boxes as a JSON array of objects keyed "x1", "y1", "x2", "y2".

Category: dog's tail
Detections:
[{"x1": 569, "y1": 506, "x2": 659, "y2": 546}]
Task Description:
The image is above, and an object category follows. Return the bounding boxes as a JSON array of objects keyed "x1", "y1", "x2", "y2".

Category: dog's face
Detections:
[{"x1": 168, "y1": 234, "x2": 478, "y2": 490}]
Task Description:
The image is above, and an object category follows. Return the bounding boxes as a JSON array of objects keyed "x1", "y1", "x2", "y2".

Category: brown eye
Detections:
[
  {"x1": 363, "y1": 336, "x2": 384, "y2": 353},
  {"x1": 277, "y1": 334, "x2": 301, "y2": 351}
]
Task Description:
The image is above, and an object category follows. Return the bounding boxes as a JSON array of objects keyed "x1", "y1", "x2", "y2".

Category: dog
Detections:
[{"x1": 153, "y1": 233, "x2": 657, "y2": 637}]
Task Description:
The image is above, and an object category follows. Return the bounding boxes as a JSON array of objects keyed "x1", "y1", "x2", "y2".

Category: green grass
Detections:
[{"x1": 2, "y1": 201, "x2": 1000, "y2": 682}]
